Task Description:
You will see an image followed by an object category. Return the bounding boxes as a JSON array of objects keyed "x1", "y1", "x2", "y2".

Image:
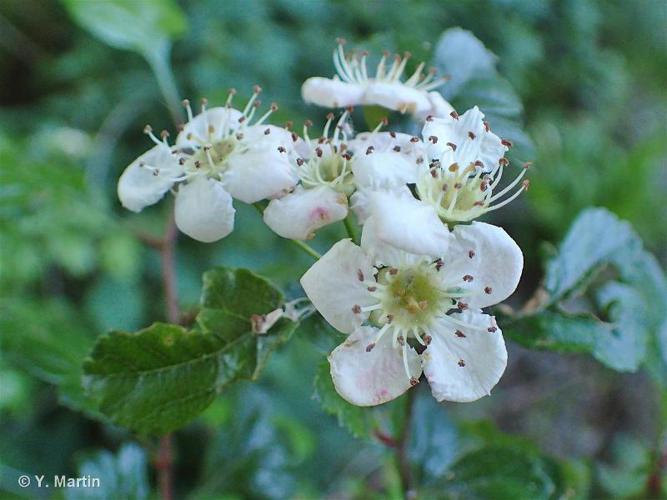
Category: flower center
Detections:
[{"x1": 185, "y1": 137, "x2": 238, "y2": 177}]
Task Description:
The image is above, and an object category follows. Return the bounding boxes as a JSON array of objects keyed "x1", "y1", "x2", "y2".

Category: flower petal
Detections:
[
  {"x1": 176, "y1": 107, "x2": 243, "y2": 149},
  {"x1": 422, "y1": 106, "x2": 506, "y2": 172},
  {"x1": 117, "y1": 145, "x2": 181, "y2": 212},
  {"x1": 363, "y1": 82, "x2": 431, "y2": 115},
  {"x1": 360, "y1": 212, "x2": 420, "y2": 267},
  {"x1": 330, "y1": 326, "x2": 422, "y2": 406},
  {"x1": 424, "y1": 91, "x2": 455, "y2": 119},
  {"x1": 450, "y1": 222, "x2": 523, "y2": 309},
  {"x1": 263, "y1": 185, "x2": 348, "y2": 240},
  {"x1": 422, "y1": 311, "x2": 507, "y2": 402},
  {"x1": 362, "y1": 189, "x2": 452, "y2": 258},
  {"x1": 224, "y1": 148, "x2": 298, "y2": 204},
  {"x1": 300, "y1": 239, "x2": 375, "y2": 334},
  {"x1": 352, "y1": 151, "x2": 419, "y2": 189},
  {"x1": 174, "y1": 175, "x2": 235, "y2": 243},
  {"x1": 302, "y1": 77, "x2": 365, "y2": 108}
]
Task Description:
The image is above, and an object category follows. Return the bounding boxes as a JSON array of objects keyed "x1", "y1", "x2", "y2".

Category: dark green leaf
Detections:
[
  {"x1": 313, "y1": 360, "x2": 375, "y2": 439},
  {"x1": 65, "y1": 443, "x2": 149, "y2": 500},
  {"x1": 62, "y1": 0, "x2": 187, "y2": 55},
  {"x1": 83, "y1": 267, "x2": 296, "y2": 435}
]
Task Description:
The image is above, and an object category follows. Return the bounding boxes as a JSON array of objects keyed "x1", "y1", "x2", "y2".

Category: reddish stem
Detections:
[{"x1": 156, "y1": 435, "x2": 174, "y2": 500}]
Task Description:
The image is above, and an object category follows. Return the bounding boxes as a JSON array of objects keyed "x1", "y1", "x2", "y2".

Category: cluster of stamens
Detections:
[
  {"x1": 350, "y1": 259, "x2": 496, "y2": 382},
  {"x1": 298, "y1": 110, "x2": 354, "y2": 193},
  {"x1": 333, "y1": 39, "x2": 446, "y2": 91}
]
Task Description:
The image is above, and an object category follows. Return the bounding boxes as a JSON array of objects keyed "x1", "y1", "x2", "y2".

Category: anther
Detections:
[
  {"x1": 366, "y1": 343, "x2": 375, "y2": 352},
  {"x1": 428, "y1": 135, "x2": 438, "y2": 144},
  {"x1": 143, "y1": 124, "x2": 153, "y2": 134},
  {"x1": 474, "y1": 160, "x2": 484, "y2": 168},
  {"x1": 304, "y1": 119, "x2": 313, "y2": 127},
  {"x1": 352, "y1": 305, "x2": 361, "y2": 314},
  {"x1": 484, "y1": 286, "x2": 493, "y2": 294},
  {"x1": 418, "y1": 300, "x2": 429, "y2": 311},
  {"x1": 457, "y1": 301, "x2": 468, "y2": 310},
  {"x1": 410, "y1": 136, "x2": 420, "y2": 143},
  {"x1": 389, "y1": 131, "x2": 396, "y2": 138},
  {"x1": 264, "y1": 128, "x2": 271, "y2": 135},
  {"x1": 463, "y1": 274, "x2": 474, "y2": 282},
  {"x1": 367, "y1": 286, "x2": 377, "y2": 292},
  {"x1": 468, "y1": 131, "x2": 476, "y2": 140},
  {"x1": 366, "y1": 146, "x2": 375, "y2": 155},
  {"x1": 315, "y1": 147, "x2": 323, "y2": 157},
  {"x1": 397, "y1": 336, "x2": 405, "y2": 346},
  {"x1": 446, "y1": 141, "x2": 457, "y2": 151},
  {"x1": 450, "y1": 111, "x2": 459, "y2": 120},
  {"x1": 357, "y1": 269, "x2": 364, "y2": 281},
  {"x1": 296, "y1": 158, "x2": 304, "y2": 166},
  {"x1": 426, "y1": 115, "x2": 434, "y2": 122},
  {"x1": 388, "y1": 268, "x2": 398, "y2": 275},
  {"x1": 501, "y1": 139, "x2": 513, "y2": 148},
  {"x1": 326, "y1": 112, "x2": 335, "y2": 121},
  {"x1": 499, "y1": 157, "x2": 509, "y2": 166},
  {"x1": 291, "y1": 132, "x2": 298, "y2": 142},
  {"x1": 393, "y1": 145, "x2": 401, "y2": 152},
  {"x1": 410, "y1": 377, "x2": 419, "y2": 386},
  {"x1": 386, "y1": 314, "x2": 394, "y2": 324},
  {"x1": 277, "y1": 146, "x2": 287, "y2": 153},
  {"x1": 253, "y1": 85, "x2": 262, "y2": 94},
  {"x1": 434, "y1": 259, "x2": 444, "y2": 271},
  {"x1": 449, "y1": 162, "x2": 459, "y2": 172},
  {"x1": 455, "y1": 330, "x2": 466, "y2": 338},
  {"x1": 270, "y1": 102, "x2": 278, "y2": 111},
  {"x1": 487, "y1": 326, "x2": 498, "y2": 333},
  {"x1": 458, "y1": 359, "x2": 466, "y2": 367},
  {"x1": 160, "y1": 130, "x2": 170, "y2": 139},
  {"x1": 454, "y1": 183, "x2": 462, "y2": 189},
  {"x1": 194, "y1": 160, "x2": 201, "y2": 168},
  {"x1": 483, "y1": 121, "x2": 490, "y2": 132},
  {"x1": 468, "y1": 250, "x2": 475, "y2": 259},
  {"x1": 522, "y1": 179, "x2": 530, "y2": 191},
  {"x1": 336, "y1": 37, "x2": 346, "y2": 45},
  {"x1": 423, "y1": 335, "x2": 432, "y2": 345}
]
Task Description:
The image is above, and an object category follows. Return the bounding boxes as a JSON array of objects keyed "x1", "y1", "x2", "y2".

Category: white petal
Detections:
[
  {"x1": 423, "y1": 311, "x2": 507, "y2": 402},
  {"x1": 422, "y1": 106, "x2": 506, "y2": 172},
  {"x1": 329, "y1": 326, "x2": 422, "y2": 406},
  {"x1": 352, "y1": 151, "x2": 419, "y2": 189},
  {"x1": 363, "y1": 189, "x2": 452, "y2": 258},
  {"x1": 363, "y1": 82, "x2": 431, "y2": 115},
  {"x1": 360, "y1": 213, "x2": 419, "y2": 267},
  {"x1": 423, "y1": 91, "x2": 455, "y2": 119},
  {"x1": 300, "y1": 239, "x2": 375, "y2": 334},
  {"x1": 263, "y1": 185, "x2": 348, "y2": 240},
  {"x1": 301, "y1": 77, "x2": 365, "y2": 108},
  {"x1": 176, "y1": 107, "x2": 243, "y2": 148},
  {"x1": 174, "y1": 176, "x2": 235, "y2": 243},
  {"x1": 450, "y1": 222, "x2": 523, "y2": 309},
  {"x1": 117, "y1": 145, "x2": 181, "y2": 212},
  {"x1": 224, "y1": 148, "x2": 298, "y2": 204},
  {"x1": 350, "y1": 131, "x2": 425, "y2": 158}
]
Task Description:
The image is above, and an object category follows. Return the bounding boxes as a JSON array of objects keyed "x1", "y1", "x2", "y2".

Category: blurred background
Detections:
[{"x1": 1, "y1": 0, "x2": 666, "y2": 498}]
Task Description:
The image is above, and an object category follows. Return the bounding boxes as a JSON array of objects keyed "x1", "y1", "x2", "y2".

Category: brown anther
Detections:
[
  {"x1": 410, "y1": 377, "x2": 419, "y2": 386},
  {"x1": 238, "y1": 116, "x2": 247, "y2": 123},
  {"x1": 228, "y1": 88, "x2": 237, "y2": 96},
  {"x1": 366, "y1": 146, "x2": 375, "y2": 155},
  {"x1": 381, "y1": 117, "x2": 389, "y2": 126},
  {"x1": 429, "y1": 135, "x2": 438, "y2": 144},
  {"x1": 270, "y1": 102, "x2": 278, "y2": 111},
  {"x1": 357, "y1": 269, "x2": 365, "y2": 281},
  {"x1": 253, "y1": 99, "x2": 261, "y2": 108},
  {"x1": 457, "y1": 301, "x2": 468, "y2": 310},
  {"x1": 474, "y1": 160, "x2": 484, "y2": 168},
  {"x1": 236, "y1": 133, "x2": 244, "y2": 141},
  {"x1": 352, "y1": 304, "x2": 362, "y2": 314},
  {"x1": 499, "y1": 157, "x2": 509, "y2": 166},
  {"x1": 487, "y1": 326, "x2": 498, "y2": 333},
  {"x1": 410, "y1": 136, "x2": 420, "y2": 143},
  {"x1": 468, "y1": 250, "x2": 475, "y2": 259},
  {"x1": 450, "y1": 111, "x2": 459, "y2": 120},
  {"x1": 418, "y1": 300, "x2": 429, "y2": 311},
  {"x1": 468, "y1": 131, "x2": 476, "y2": 140},
  {"x1": 296, "y1": 158, "x2": 304, "y2": 166},
  {"x1": 315, "y1": 147, "x2": 323, "y2": 157},
  {"x1": 367, "y1": 286, "x2": 377, "y2": 292},
  {"x1": 455, "y1": 330, "x2": 466, "y2": 338},
  {"x1": 463, "y1": 274, "x2": 474, "y2": 282},
  {"x1": 264, "y1": 128, "x2": 271, "y2": 135},
  {"x1": 523, "y1": 161, "x2": 533, "y2": 169},
  {"x1": 207, "y1": 124, "x2": 215, "y2": 134},
  {"x1": 480, "y1": 181, "x2": 489, "y2": 192},
  {"x1": 181, "y1": 98, "x2": 190, "y2": 107},
  {"x1": 291, "y1": 132, "x2": 298, "y2": 142},
  {"x1": 152, "y1": 169, "x2": 159, "y2": 176},
  {"x1": 448, "y1": 162, "x2": 459, "y2": 172},
  {"x1": 393, "y1": 145, "x2": 401, "y2": 152},
  {"x1": 200, "y1": 97, "x2": 209, "y2": 106},
  {"x1": 473, "y1": 201, "x2": 485, "y2": 207},
  {"x1": 326, "y1": 112, "x2": 335, "y2": 121},
  {"x1": 423, "y1": 335, "x2": 432, "y2": 345},
  {"x1": 346, "y1": 106, "x2": 354, "y2": 113},
  {"x1": 284, "y1": 120, "x2": 293, "y2": 130},
  {"x1": 484, "y1": 286, "x2": 493, "y2": 294},
  {"x1": 160, "y1": 130, "x2": 170, "y2": 139},
  {"x1": 483, "y1": 120, "x2": 490, "y2": 132},
  {"x1": 178, "y1": 158, "x2": 186, "y2": 165},
  {"x1": 454, "y1": 182, "x2": 462, "y2": 189},
  {"x1": 304, "y1": 119, "x2": 313, "y2": 127},
  {"x1": 501, "y1": 139, "x2": 513, "y2": 148},
  {"x1": 366, "y1": 343, "x2": 375, "y2": 353},
  {"x1": 342, "y1": 152, "x2": 352, "y2": 161},
  {"x1": 425, "y1": 115, "x2": 434, "y2": 122},
  {"x1": 403, "y1": 51, "x2": 412, "y2": 59},
  {"x1": 194, "y1": 160, "x2": 201, "y2": 168},
  {"x1": 253, "y1": 85, "x2": 262, "y2": 94},
  {"x1": 389, "y1": 268, "x2": 398, "y2": 275},
  {"x1": 522, "y1": 179, "x2": 530, "y2": 191},
  {"x1": 386, "y1": 314, "x2": 394, "y2": 324},
  {"x1": 434, "y1": 259, "x2": 444, "y2": 271},
  {"x1": 277, "y1": 146, "x2": 287, "y2": 153},
  {"x1": 430, "y1": 169, "x2": 438, "y2": 178},
  {"x1": 446, "y1": 142, "x2": 457, "y2": 151},
  {"x1": 416, "y1": 157, "x2": 424, "y2": 164},
  {"x1": 397, "y1": 336, "x2": 405, "y2": 346},
  {"x1": 143, "y1": 124, "x2": 153, "y2": 133},
  {"x1": 389, "y1": 131, "x2": 397, "y2": 138},
  {"x1": 458, "y1": 359, "x2": 466, "y2": 367},
  {"x1": 336, "y1": 37, "x2": 346, "y2": 45}
]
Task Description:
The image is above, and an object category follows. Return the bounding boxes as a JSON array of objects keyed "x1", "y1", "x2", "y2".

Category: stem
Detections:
[
  {"x1": 156, "y1": 435, "x2": 174, "y2": 500},
  {"x1": 396, "y1": 390, "x2": 416, "y2": 498},
  {"x1": 144, "y1": 42, "x2": 182, "y2": 127},
  {"x1": 161, "y1": 211, "x2": 180, "y2": 324},
  {"x1": 343, "y1": 215, "x2": 357, "y2": 243}
]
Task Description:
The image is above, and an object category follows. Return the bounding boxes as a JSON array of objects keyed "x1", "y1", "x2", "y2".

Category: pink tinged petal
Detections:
[
  {"x1": 263, "y1": 185, "x2": 348, "y2": 240},
  {"x1": 176, "y1": 107, "x2": 243, "y2": 148},
  {"x1": 423, "y1": 91, "x2": 455, "y2": 119},
  {"x1": 329, "y1": 326, "x2": 422, "y2": 406},
  {"x1": 300, "y1": 239, "x2": 375, "y2": 334},
  {"x1": 365, "y1": 189, "x2": 452, "y2": 258},
  {"x1": 352, "y1": 151, "x2": 419, "y2": 189},
  {"x1": 117, "y1": 145, "x2": 181, "y2": 212},
  {"x1": 174, "y1": 176, "x2": 235, "y2": 243},
  {"x1": 450, "y1": 222, "x2": 523, "y2": 309},
  {"x1": 223, "y1": 148, "x2": 298, "y2": 204},
  {"x1": 422, "y1": 311, "x2": 507, "y2": 402},
  {"x1": 363, "y1": 82, "x2": 431, "y2": 115},
  {"x1": 301, "y1": 77, "x2": 365, "y2": 108}
]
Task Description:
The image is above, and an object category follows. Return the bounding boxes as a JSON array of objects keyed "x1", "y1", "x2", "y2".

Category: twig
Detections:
[
  {"x1": 156, "y1": 435, "x2": 174, "y2": 500},
  {"x1": 396, "y1": 390, "x2": 416, "y2": 499}
]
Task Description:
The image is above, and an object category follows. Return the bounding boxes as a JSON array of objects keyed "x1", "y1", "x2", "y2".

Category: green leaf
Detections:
[
  {"x1": 65, "y1": 443, "x2": 149, "y2": 500},
  {"x1": 62, "y1": 0, "x2": 187, "y2": 55},
  {"x1": 313, "y1": 360, "x2": 375, "y2": 439},
  {"x1": 83, "y1": 267, "x2": 297, "y2": 435},
  {"x1": 504, "y1": 309, "x2": 646, "y2": 372}
]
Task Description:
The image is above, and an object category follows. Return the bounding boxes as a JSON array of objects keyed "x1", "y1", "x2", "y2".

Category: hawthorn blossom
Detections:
[
  {"x1": 360, "y1": 106, "x2": 529, "y2": 257},
  {"x1": 118, "y1": 88, "x2": 298, "y2": 242},
  {"x1": 302, "y1": 40, "x2": 453, "y2": 119},
  {"x1": 301, "y1": 222, "x2": 523, "y2": 405}
]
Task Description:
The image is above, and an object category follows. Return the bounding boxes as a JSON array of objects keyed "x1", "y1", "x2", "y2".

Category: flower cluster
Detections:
[{"x1": 117, "y1": 42, "x2": 528, "y2": 406}]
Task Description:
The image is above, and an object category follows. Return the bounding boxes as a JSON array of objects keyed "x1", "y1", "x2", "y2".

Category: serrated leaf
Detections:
[
  {"x1": 62, "y1": 0, "x2": 187, "y2": 55},
  {"x1": 313, "y1": 360, "x2": 375, "y2": 439},
  {"x1": 83, "y1": 267, "x2": 296, "y2": 435}
]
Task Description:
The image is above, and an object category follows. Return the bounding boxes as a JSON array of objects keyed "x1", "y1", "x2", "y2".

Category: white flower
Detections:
[
  {"x1": 300, "y1": 222, "x2": 523, "y2": 406},
  {"x1": 263, "y1": 112, "x2": 353, "y2": 240},
  {"x1": 117, "y1": 88, "x2": 299, "y2": 242},
  {"x1": 302, "y1": 40, "x2": 453, "y2": 119}
]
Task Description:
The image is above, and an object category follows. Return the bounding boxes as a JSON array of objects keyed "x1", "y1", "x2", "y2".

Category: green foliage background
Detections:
[{"x1": 0, "y1": 0, "x2": 665, "y2": 498}]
